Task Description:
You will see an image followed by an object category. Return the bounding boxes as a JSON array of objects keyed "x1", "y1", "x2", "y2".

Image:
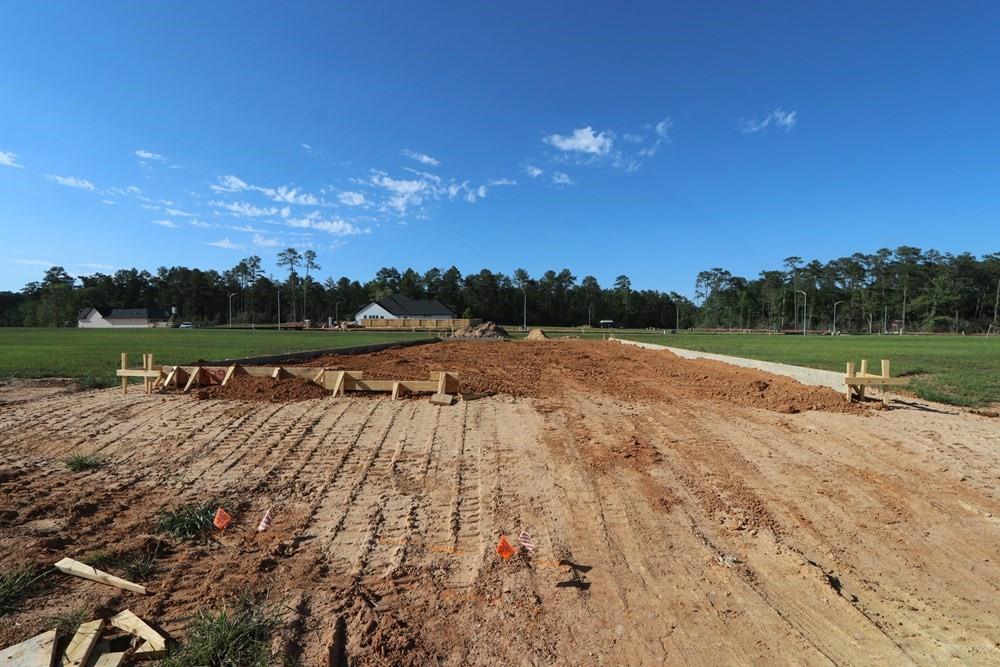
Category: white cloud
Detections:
[
  {"x1": 655, "y1": 118, "x2": 673, "y2": 140},
  {"x1": 465, "y1": 185, "x2": 488, "y2": 203},
  {"x1": 301, "y1": 143, "x2": 312, "y2": 151},
  {"x1": 151, "y1": 219, "x2": 178, "y2": 228},
  {"x1": 252, "y1": 233, "x2": 281, "y2": 248},
  {"x1": 524, "y1": 165, "x2": 544, "y2": 178},
  {"x1": 209, "y1": 200, "x2": 280, "y2": 217},
  {"x1": 206, "y1": 237, "x2": 244, "y2": 250},
  {"x1": 402, "y1": 167, "x2": 442, "y2": 183},
  {"x1": 135, "y1": 149, "x2": 165, "y2": 161},
  {"x1": 488, "y1": 178, "x2": 517, "y2": 186},
  {"x1": 46, "y1": 174, "x2": 96, "y2": 191},
  {"x1": 622, "y1": 133, "x2": 646, "y2": 144},
  {"x1": 544, "y1": 126, "x2": 613, "y2": 156},
  {"x1": 286, "y1": 212, "x2": 367, "y2": 236},
  {"x1": 189, "y1": 219, "x2": 216, "y2": 228},
  {"x1": 0, "y1": 151, "x2": 24, "y2": 169},
  {"x1": 267, "y1": 186, "x2": 319, "y2": 205},
  {"x1": 210, "y1": 174, "x2": 250, "y2": 193},
  {"x1": 77, "y1": 262, "x2": 114, "y2": 271},
  {"x1": 552, "y1": 171, "x2": 574, "y2": 186},
  {"x1": 165, "y1": 207, "x2": 194, "y2": 217},
  {"x1": 370, "y1": 172, "x2": 430, "y2": 214},
  {"x1": 338, "y1": 191, "x2": 366, "y2": 206},
  {"x1": 101, "y1": 199, "x2": 116, "y2": 205},
  {"x1": 401, "y1": 149, "x2": 440, "y2": 166},
  {"x1": 741, "y1": 108, "x2": 798, "y2": 134}
]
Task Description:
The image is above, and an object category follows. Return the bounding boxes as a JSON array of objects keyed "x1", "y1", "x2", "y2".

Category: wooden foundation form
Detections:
[{"x1": 844, "y1": 358, "x2": 908, "y2": 406}]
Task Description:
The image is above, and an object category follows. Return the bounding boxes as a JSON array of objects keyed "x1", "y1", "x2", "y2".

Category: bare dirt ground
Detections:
[{"x1": 2, "y1": 340, "x2": 999, "y2": 665}]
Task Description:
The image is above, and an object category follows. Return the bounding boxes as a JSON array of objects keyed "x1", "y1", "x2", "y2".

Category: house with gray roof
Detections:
[
  {"x1": 353, "y1": 294, "x2": 455, "y2": 324},
  {"x1": 78, "y1": 307, "x2": 171, "y2": 328}
]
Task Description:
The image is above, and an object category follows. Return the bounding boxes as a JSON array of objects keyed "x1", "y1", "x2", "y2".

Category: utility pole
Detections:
[
  {"x1": 676, "y1": 301, "x2": 680, "y2": 331},
  {"x1": 277, "y1": 289, "x2": 282, "y2": 331},
  {"x1": 993, "y1": 278, "x2": 999, "y2": 331},
  {"x1": 522, "y1": 287, "x2": 527, "y2": 332},
  {"x1": 796, "y1": 290, "x2": 807, "y2": 335},
  {"x1": 901, "y1": 285, "x2": 907, "y2": 335},
  {"x1": 832, "y1": 300, "x2": 844, "y2": 335},
  {"x1": 228, "y1": 293, "x2": 237, "y2": 329}
]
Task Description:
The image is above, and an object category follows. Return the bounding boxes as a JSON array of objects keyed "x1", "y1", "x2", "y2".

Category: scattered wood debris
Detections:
[{"x1": 54, "y1": 558, "x2": 147, "y2": 595}]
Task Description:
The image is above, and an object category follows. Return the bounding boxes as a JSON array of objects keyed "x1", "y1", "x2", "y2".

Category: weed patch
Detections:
[{"x1": 162, "y1": 596, "x2": 283, "y2": 667}]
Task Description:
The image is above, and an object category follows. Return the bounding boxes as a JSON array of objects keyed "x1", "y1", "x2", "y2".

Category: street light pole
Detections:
[
  {"x1": 522, "y1": 288, "x2": 527, "y2": 332},
  {"x1": 796, "y1": 290, "x2": 807, "y2": 335},
  {"x1": 832, "y1": 300, "x2": 844, "y2": 335},
  {"x1": 228, "y1": 293, "x2": 237, "y2": 329},
  {"x1": 277, "y1": 289, "x2": 282, "y2": 331},
  {"x1": 335, "y1": 301, "x2": 341, "y2": 329}
]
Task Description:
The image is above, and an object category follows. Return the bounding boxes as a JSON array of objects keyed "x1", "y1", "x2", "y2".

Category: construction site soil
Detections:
[{"x1": 2, "y1": 339, "x2": 999, "y2": 665}]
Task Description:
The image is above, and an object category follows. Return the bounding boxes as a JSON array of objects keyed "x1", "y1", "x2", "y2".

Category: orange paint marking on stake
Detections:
[
  {"x1": 496, "y1": 535, "x2": 516, "y2": 560},
  {"x1": 213, "y1": 508, "x2": 232, "y2": 530}
]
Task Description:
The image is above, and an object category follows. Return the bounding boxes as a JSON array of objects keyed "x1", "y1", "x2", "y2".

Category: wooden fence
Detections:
[{"x1": 361, "y1": 318, "x2": 481, "y2": 329}]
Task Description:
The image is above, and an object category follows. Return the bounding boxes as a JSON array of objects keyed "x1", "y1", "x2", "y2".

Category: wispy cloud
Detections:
[
  {"x1": 252, "y1": 232, "x2": 281, "y2": 248},
  {"x1": 100, "y1": 199, "x2": 116, "y2": 205},
  {"x1": 338, "y1": 191, "x2": 366, "y2": 206},
  {"x1": 76, "y1": 262, "x2": 114, "y2": 271},
  {"x1": 488, "y1": 178, "x2": 517, "y2": 186},
  {"x1": 209, "y1": 200, "x2": 286, "y2": 218},
  {"x1": 135, "y1": 149, "x2": 165, "y2": 162},
  {"x1": 0, "y1": 151, "x2": 24, "y2": 169},
  {"x1": 401, "y1": 149, "x2": 440, "y2": 167},
  {"x1": 189, "y1": 219, "x2": 217, "y2": 228},
  {"x1": 285, "y1": 211, "x2": 367, "y2": 236},
  {"x1": 369, "y1": 172, "x2": 431, "y2": 214},
  {"x1": 552, "y1": 171, "x2": 574, "y2": 186},
  {"x1": 152, "y1": 219, "x2": 178, "y2": 228},
  {"x1": 209, "y1": 174, "x2": 321, "y2": 206},
  {"x1": 205, "y1": 237, "x2": 244, "y2": 250},
  {"x1": 544, "y1": 126, "x2": 613, "y2": 156},
  {"x1": 46, "y1": 174, "x2": 95, "y2": 191},
  {"x1": 164, "y1": 207, "x2": 194, "y2": 217},
  {"x1": 655, "y1": 118, "x2": 673, "y2": 141},
  {"x1": 524, "y1": 165, "x2": 544, "y2": 178},
  {"x1": 740, "y1": 108, "x2": 798, "y2": 134},
  {"x1": 210, "y1": 174, "x2": 250, "y2": 193},
  {"x1": 13, "y1": 258, "x2": 56, "y2": 267}
]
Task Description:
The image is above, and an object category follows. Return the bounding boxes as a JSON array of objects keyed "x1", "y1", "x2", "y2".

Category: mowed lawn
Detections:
[
  {"x1": 0, "y1": 328, "x2": 432, "y2": 388},
  {"x1": 619, "y1": 332, "x2": 1000, "y2": 407}
]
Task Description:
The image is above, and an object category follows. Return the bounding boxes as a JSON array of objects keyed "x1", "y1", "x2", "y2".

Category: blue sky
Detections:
[{"x1": 2, "y1": 2, "x2": 998, "y2": 294}]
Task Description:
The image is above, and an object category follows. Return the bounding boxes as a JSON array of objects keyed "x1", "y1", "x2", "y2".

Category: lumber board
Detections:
[
  {"x1": 347, "y1": 379, "x2": 440, "y2": 393},
  {"x1": 108, "y1": 611, "x2": 165, "y2": 652},
  {"x1": 182, "y1": 367, "x2": 201, "y2": 393},
  {"x1": 429, "y1": 393, "x2": 455, "y2": 406},
  {"x1": 115, "y1": 369, "x2": 162, "y2": 378},
  {"x1": 312, "y1": 368, "x2": 326, "y2": 384},
  {"x1": 91, "y1": 652, "x2": 126, "y2": 667},
  {"x1": 54, "y1": 557, "x2": 147, "y2": 595},
  {"x1": 843, "y1": 378, "x2": 908, "y2": 386},
  {"x1": 0, "y1": 629, "x2": 57, "y2": 666},
  {"x1": 131, "y1": 643, "x2": 166, "y2": 661},
  {"x1": 391, "y1": 382, "x2": 401, "y2": 401},
  {"x1": 61, "y1": 619, "x2": 103, "y2": 667},
  {"x1": 321, "y1": 371, "x2": 363, "y2": 392},
  {"x1": 221, "y1": 365, "x2": 238, "y2": 386}
]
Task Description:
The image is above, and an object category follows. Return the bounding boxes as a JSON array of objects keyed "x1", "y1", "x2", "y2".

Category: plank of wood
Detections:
[
  {"x1": 182, "y1": 367, "x2": 201, "y2": 393},
  {"x1": 433, "y1": 371, "x2": 447, "y2": 395},
  {"x1": 429, "y1": 393, "x2": 455, "y2": 406},
  {"x1": 391, "y1": 382, "x2": 401, "y2": 401},
  {"x1": 114, "y1": 369, "x2": 162, "y2": 378},
  {"x1": 0, "y1": 629, "x2": 57, "y2": 666},
  {"x1": 221, "y1": 365, "x2": 238, "y2": 386},
  {"x1": 842, "y1": 377, "x2": 908, "y2": 386},
  {"x1": 54, "y1": 557, "x2": 147, "y2": 595},
  {"x1": 131, "y1": 642, "x2": 166, "y2": 660},
  {"x1": 312, "y1": 368, "x2": 326, "y2": 385},
  {"x1": 271, "y1": 366, "x2": 282, "y2": 379},
  {"x1": 108, "y1": 611, "x2": 165, "y2": 652},
  {"x1": 321, "y1": 371, "x2": 362, "y2": 392},
  {"x1": 91, "y1": 652, "x2": 126, "y2": 667},
  {"x1": 346, "y1": 379, "x2": 440, "y2": 393},
  {"x1": 61, "y1": 619, "x2": 103, "y2": 667}
]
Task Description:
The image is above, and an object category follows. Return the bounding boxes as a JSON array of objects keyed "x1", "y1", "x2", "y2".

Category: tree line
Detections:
[
  {"x1": 695, "y1": 247, "x2": 1000, "y2": 333},
  {"x1": 4, "y1": 246, "x2": 997, "y2": 333},
  {"x1": 0, "y1": 248, "x2": 697, "y2": 329}
]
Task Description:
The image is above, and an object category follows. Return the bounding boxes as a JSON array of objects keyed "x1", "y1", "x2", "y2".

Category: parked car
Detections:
[{"x1": 178, "y1": 322, "x2": 194, "y2": 329}]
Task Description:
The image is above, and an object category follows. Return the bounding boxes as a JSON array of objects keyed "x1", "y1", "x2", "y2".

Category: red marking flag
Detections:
[
  {"x1": 518, "y1": 529, "x2": 535, "y2": 552},
  {"x1": 213, "y1": 507, "x2": 232, "y2": 530},
  {"x1": 496, "y1": 535, "x2": 516, "y2": 560}
]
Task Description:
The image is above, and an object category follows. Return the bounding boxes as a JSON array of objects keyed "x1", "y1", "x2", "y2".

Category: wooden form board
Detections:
[
  {"x1": 54, "y1": 557, "x2": 148, "y2": 595},
  {"x1": 0, "y1": 630, "x2": 57, "y2": 666},
  {"x1": 61, "y1": 619, "x2": 103, "y2": 667},
  {"x1": 844, "y1": 359, "x2": 909, "y2": 405},
  {"x1": 109, "y1": 610, "x2": 166, "y2": 653}
]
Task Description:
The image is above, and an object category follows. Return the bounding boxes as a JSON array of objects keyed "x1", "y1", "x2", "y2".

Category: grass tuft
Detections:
[
  {"x1": 119, "y1": 550, "x2": 160, "y2": 582},
  {"x1": 46, "y1": 608, "x2": 88, "y2": 636},
  {"x1": 64, "y1": 454, "x2": 104, "y2": 472},
  {"x1": 81, "y1": 550, "x2": 112, "y2": 568},
  {"x1": 158, "y1": 502, "x2": 218, "y2": 541},
  {"x1": 162, "y1": 596, "x2": 283, "y2": 667},
  {"x1": 0, "y1": 566, "x2": 39, "y2": 616}
]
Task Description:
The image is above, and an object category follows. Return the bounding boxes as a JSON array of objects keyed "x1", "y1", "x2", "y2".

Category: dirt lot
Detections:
[{"x1": 2, "y1": 340, "x2": 999, "y2": 665}]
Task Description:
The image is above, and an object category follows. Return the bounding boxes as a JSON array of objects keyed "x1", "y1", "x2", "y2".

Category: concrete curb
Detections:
[
  {"x1": 615, "y1": 338, "x2": 845, "y2": 391},
  {"x1": 191, "y1": 337, "x2": 440, "y2": 366}
]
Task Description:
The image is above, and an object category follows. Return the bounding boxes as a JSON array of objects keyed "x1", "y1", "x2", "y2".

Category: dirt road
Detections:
[{"x1": 1, "y1": 340, "x2": 998, "y2": 665}]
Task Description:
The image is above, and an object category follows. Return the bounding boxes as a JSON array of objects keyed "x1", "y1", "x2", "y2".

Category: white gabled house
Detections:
[{"x1": 78, "y1": 307, "x2": 171, "y2": 328}]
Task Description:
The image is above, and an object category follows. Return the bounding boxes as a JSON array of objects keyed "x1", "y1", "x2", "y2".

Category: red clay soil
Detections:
[
  {"x1": 201, "y1": 376, "x2": 329, "y2": 402},
  {"x1": 298, "y1": 339, "x2": 865, "y2": 414}
]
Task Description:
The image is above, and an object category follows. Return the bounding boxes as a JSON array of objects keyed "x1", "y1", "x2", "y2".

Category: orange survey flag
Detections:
[
  {"x1": 213, "y1": 507, "x2": 232, "y2": 530},
  {"x1": 496, "y1": 535, "x2": 516, "y2": 560}
]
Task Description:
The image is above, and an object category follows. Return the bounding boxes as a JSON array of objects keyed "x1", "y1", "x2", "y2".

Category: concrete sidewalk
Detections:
[{"x1": 615, "y1": 337, "x2": 845, "y2": 391}]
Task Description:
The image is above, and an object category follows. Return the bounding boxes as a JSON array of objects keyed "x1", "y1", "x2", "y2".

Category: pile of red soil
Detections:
[
  {"x1": 201, "y1": 376, "x2": 329, "y2": 402},
  {"x1": 299, "y1": 339, "x2": 866, "y2": 414},
  {"x1": 451, "y1": 321, "x2": 510, "y2": 339}
]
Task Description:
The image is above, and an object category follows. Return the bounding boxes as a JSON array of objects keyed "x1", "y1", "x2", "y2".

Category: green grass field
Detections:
[{"x1": 0, "y1": 328, "x2": 431, "y2": 388}]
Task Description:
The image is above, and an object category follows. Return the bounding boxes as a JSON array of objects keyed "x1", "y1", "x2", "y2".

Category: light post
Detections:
[
  {"x1": 335, "y1": 300, "x2": 342, "y2": 329},
  {"x1": 796, "y1": 290, "x2": 807, "y2": 335},
  {"x1": 522, "y1": 288, "x2": 527, "y2": 332},
  {"x1": 832, "y1": 300, "x2": 844, "y2": 336},
  {"x1": 675, "y1": 301, "x2": 680, "y2": 331},
  {"x1": 228, "y1": 293, "x2": 237, "y2": 329},
  {"x1": 277, "y1": 289, "x2": 282, "y2": 331}
]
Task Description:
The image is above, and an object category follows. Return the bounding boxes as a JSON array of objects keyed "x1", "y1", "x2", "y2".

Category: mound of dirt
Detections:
[
  {"x1": 301, "y1": 339, "x2": 867, "y2": 414},
  {"x1": 525, "y1": 328, "x2": 547, "y2": 340},
  {"x1": 201, "y1": 376, "x2": 329, "y2": 402},
  {"x1": 451, "y1": 321, "x2": 510, "y2": 339}
]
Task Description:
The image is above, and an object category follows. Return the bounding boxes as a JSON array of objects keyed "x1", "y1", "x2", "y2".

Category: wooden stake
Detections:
[
  {"x1": 183, "y1": 367, "x2": 202, "y2": 393},
  {"x1": 391, "y1": 382, "x2": 400, "y2": 401},
  {"x1": 0, "y1": 629, "x2": 57, "y2": 666},
  {"x1": 845, "y1": 362, "x2": 855, "y2": 402},
  {"x1": 61, "y1": 618, "x2": 104, "y2": 667},
  {"x1": 108, "y1": 610, "x2": 166, "y2": 654},
  {"x1": 222, "y1": 365, "x2": 237, "y2": 386},
  {"x1": 121, "y1": 353, "x2": 128, "y2": 395},
  {"x1": 54, "y1": 557, "x2": 148, "y2": 594},
  {"x1": 881, "y1": 359, "x2": 891, "y2": 406}
]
